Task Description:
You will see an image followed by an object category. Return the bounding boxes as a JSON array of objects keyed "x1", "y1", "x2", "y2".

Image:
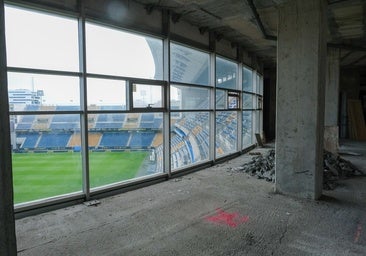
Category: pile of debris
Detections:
[
  {"x1": 233, "y1": 149, "x2": 364, "y2": 190},
  {"x1": 323, "y1": 150, "x2": 364, "y2": 189}
]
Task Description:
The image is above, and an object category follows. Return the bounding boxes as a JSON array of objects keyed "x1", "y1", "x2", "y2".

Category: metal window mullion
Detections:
[
  {"x1": 237, "y1": 63, "x2": 243, "y2": 151},
  {"x1": 78, "y1": 2, "x2": 90, "y2": 200},
  {"x1": 210, "y1": 52, "x2": 216, "y2": 162},
  {"x1": 163, "y1": 10, "x2": 171, "y2": 177}
]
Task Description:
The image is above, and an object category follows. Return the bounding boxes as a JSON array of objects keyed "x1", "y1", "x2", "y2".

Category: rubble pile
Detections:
[
  {"x1": 233, "y1": 150, "x2": 276, "y2": 182},
  {"x1": 323, "y1": 150, "x2": 364, "y2": 190},
  {"x1": 233, "y1": 150, "x2": 364, "y2": 190}
]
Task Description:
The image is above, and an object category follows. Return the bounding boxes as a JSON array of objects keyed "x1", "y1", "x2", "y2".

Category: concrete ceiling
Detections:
[{"x1": 134, "y1": 0, "x2": 366, "y2": 67}]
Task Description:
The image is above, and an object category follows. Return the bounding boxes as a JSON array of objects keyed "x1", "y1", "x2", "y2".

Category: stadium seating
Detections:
[
  {"x1": 52, "y1": 115, "x2": 79, "y2": 122},
  {"x1": 55, "y1": 106, "x2": 79, "y2": 111},
  {"x1": 129, "y1": 132, "x2": 155, "y2": 148},
  {"x1": 99, "y1": 132, "x2": 130, "y2": 147},
  {"x1": 49, "y1": 122, "x2": 80, "y2": 130},
  {"x1": 16, "y1": 123, "x2": 33, "y2": 130},
  {"x1": 21, "y1": 115, "x2": 36, "y2": 123},
  {"x1": 95, "y1": 122, "x2": 123, "y2": 129},
  {"x1": 20, "y1": 133, "x2": 40, "y2": 148},
  {"x1": 37, "y1": 133, "x2": 71, "y2": 148}
]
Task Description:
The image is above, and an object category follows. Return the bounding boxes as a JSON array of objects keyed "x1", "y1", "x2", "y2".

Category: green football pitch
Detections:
[{"x1": 12, "y1": 151, "x2": 148, "y2": 204}]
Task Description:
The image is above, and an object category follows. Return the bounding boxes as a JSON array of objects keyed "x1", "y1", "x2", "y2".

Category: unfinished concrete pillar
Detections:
[
  {"x1": 324, "y1": 48, "x2": 340, "y2": 154},
  {"x1": 275, "y1": 0, "x2": 327, "y2": 199},
  {"x1": 0, "y1": 1, "x2": 17, "y2": 255}
]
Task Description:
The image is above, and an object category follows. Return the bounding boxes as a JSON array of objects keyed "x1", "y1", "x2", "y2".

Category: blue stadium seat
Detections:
[
  {"x1": 21, "y1": 133, "x2": 40, "y2": 148},
  {"x1": 129, "y1": 132, "x2": 155, "y2": 148},
  {"x1": 38, "y1": 133, "x2": 71, "y2": 148},
  {"x1": 16, "y1": 123, "x2": 32, "y2": 130},
  {"x1": 99, "y1": 132, "x2": 130, "y2": 147},
  {"x1": 95, "y1": 122, "x2": 123, "y2": 129}
]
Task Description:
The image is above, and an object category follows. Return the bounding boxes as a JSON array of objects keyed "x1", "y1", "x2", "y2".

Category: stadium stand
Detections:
[
  {"x1": 129, "y1": 132, "x2": 155, "y2": 148},
  {"x1": 16, "y1": 123, "x2": 33, "y2": 130},
  {"x1": 20, "y1": 133, "x2": 40, "y2": 149},
  {"x1": 21, "y1": 115, "x2": 36, "y2": 123},
  {"x1": 37, "y1": 133, "x2": 71, "y2": 148},
  {"x1": 99, "y1": 132, "x2": 130, "y2": 148}
]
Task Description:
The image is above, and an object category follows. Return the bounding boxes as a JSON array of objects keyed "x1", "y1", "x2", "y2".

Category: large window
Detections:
[
  {"x1": 171, "y1": 112, "x2": 210, "y2": 170},
  {"x1": 170, "y1": 43, "x2": 210, "y2": 86},
  {"x1": 86, "y1": 23, "x2": 163, "y2": 80},
  {"x1": 6, "y1": 6, "x2": 82, "y2": 204},
  {"x1": 216, "y1": 57, "x2": 237, "y2": 90},
  {"x1": 5, "y1": 6, "x2": 79, "y2": 71},
  {"x1": 4, "y1": 4, "x2": 264, "y2": 207}
]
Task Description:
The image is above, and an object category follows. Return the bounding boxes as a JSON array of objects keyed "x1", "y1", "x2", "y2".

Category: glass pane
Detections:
[
  {"x1": 8, "y1": 72, "x2": 80, "y2": 111},
  {"x1": 132, "y1": 84, "x2": 163, "y2": 109},
  {"x1": 170, "y1": 43, "x2": 210, "y2": 86},
  {"x1": 87, "y1": 78, "x2": 127, "y2": 110},
  {"x1": 253, "y1": 110, "x2": 262, "y2": 134},
  {"x1": 86, "y1": 23, "x2": 163, "y2": 79},
  {"x1": 171, "y1": 112, "x2": 210, "y2": 170},
  {"x1": 258, "y1": 75, "x2": 263, "y2": 95},
  {"x1": 228, "y1": 93, "x2": 240, "y2": 109},
  {"x1": 256, "y1": 73, "x2": 260, "y2": 94},
  {"x1": 242, "y1": 67, "x2": 253, "y2": 92},
  {"x1": 171, "y1": 85, "x2": 210, "y2": 110},
  {"x1": 11, "y1": 114, "x2": 82, "y2": 204},
  {"x1": 216, "y1": 111, "x2": 237, "y2": 157},
  {"x1": 216, "y1": 57, "x2": 237, "y2": 90},
  {"x1": 216, "y1": 90, "x2": 226, "y2": 110},
  {"x1": 5, "y1": 6, "x2": 78, "y2": 71},
  {"x1": 242, "y1": 111, "x2": 253, "y2": 148},
  {"x1": 89, "y1": 113, "x2": 163, "y2": 188},
  {"x1": 243, "y1": 93, "x2": 254, "y2": 110}
]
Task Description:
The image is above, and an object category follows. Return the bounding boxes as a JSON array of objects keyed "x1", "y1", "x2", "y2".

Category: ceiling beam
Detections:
[
  {"x1": 246, "y1": 0, "x2": 277, "y2": 41},
  {"x1": 347, "y1": 54, "x2": 366, "y2": 66}
]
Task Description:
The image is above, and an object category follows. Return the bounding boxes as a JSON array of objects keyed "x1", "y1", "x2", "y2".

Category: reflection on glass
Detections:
[
  {"x1": 216, "y1": 111, "x2": 237, "y2": 157},
  {"x1": 243, "y1": 67, "x2": 253, "y2": 92},
  {"x1": 170, "y1": 43, "x2": 210, "y2": 86},
  {"x1": 87, "y1": 78, "x2": 126, "y2": 110},
  {"x1": 243, "y1": 93, "x2": 254, "y2": 110},
  {"x1": 86, "y1": 23, "x2": 163, "y2": 79},
  {"x1": 216, "y1": 57, "x2": 237, "y2": 90},
  {"x1": 7, "y1": 72, "x2": 80, "y2": 111},
  {"x1": 254, "y1": 110, "x2": 262, "y2": 134},
  {"x1": 10, "y1": 114, "x2": 82, "y2": 204},
  {"x1": 255, "y1": 73, "x2": 261, "y2": 94},
  {"x1": 132, "y1": 84, "x2": 163, "y2": 109},
  {"x1": 242, "y1": 111, "x2": 253, "y2": 147},
  {"x1": 89, "y1": 113, "x2": 163, "y2": 188},
  {"x1": 171, "y1": 85, "x2": 209, "y2": 110},
  {"x1": 171, "y1": 112, "x2": 210, "y2": 170},
  {"x1": 216, "y1": 89, "x2": 226, "y2": 109},
  {"x1": 5, "y1": 6, "x2": 79, "y2": 71}
]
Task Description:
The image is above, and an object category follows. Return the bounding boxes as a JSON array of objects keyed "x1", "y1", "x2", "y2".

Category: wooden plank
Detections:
[{"x1": 347, "y1": 99, "x2": 366, "y2": 140}]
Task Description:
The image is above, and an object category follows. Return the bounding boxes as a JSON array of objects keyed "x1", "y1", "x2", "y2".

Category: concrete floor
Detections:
[{"x1": 16, "y1": 141, "x2": 366, "y2": 256}]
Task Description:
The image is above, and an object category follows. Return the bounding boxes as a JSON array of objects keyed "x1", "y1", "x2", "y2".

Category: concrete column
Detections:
[
  {"x1": 0, "y1": 1, "x2": 17, "y2": 255},
  {"x1": 275, "y1": 0, "x2": 327, "y2": 199},
  {"x1": 324, "y1": 48, "x2": 340, "y2": 154}
]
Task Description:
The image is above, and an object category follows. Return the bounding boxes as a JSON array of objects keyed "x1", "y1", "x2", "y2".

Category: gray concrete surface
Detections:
[
  {"x1": 16, "y1": 141, "x2": 366, "y2": 256},
  {"x1": 276, "y1": 0, "x2": 327, "y2": 199}
]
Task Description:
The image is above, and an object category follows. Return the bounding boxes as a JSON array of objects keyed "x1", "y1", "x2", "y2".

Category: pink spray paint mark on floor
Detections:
[
  {"x1": 205, "y1": 208, "x2": 249, "y2": 228},
  {"x1": 354, "y1": 223, "x2": 362, "y2": 243}
]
